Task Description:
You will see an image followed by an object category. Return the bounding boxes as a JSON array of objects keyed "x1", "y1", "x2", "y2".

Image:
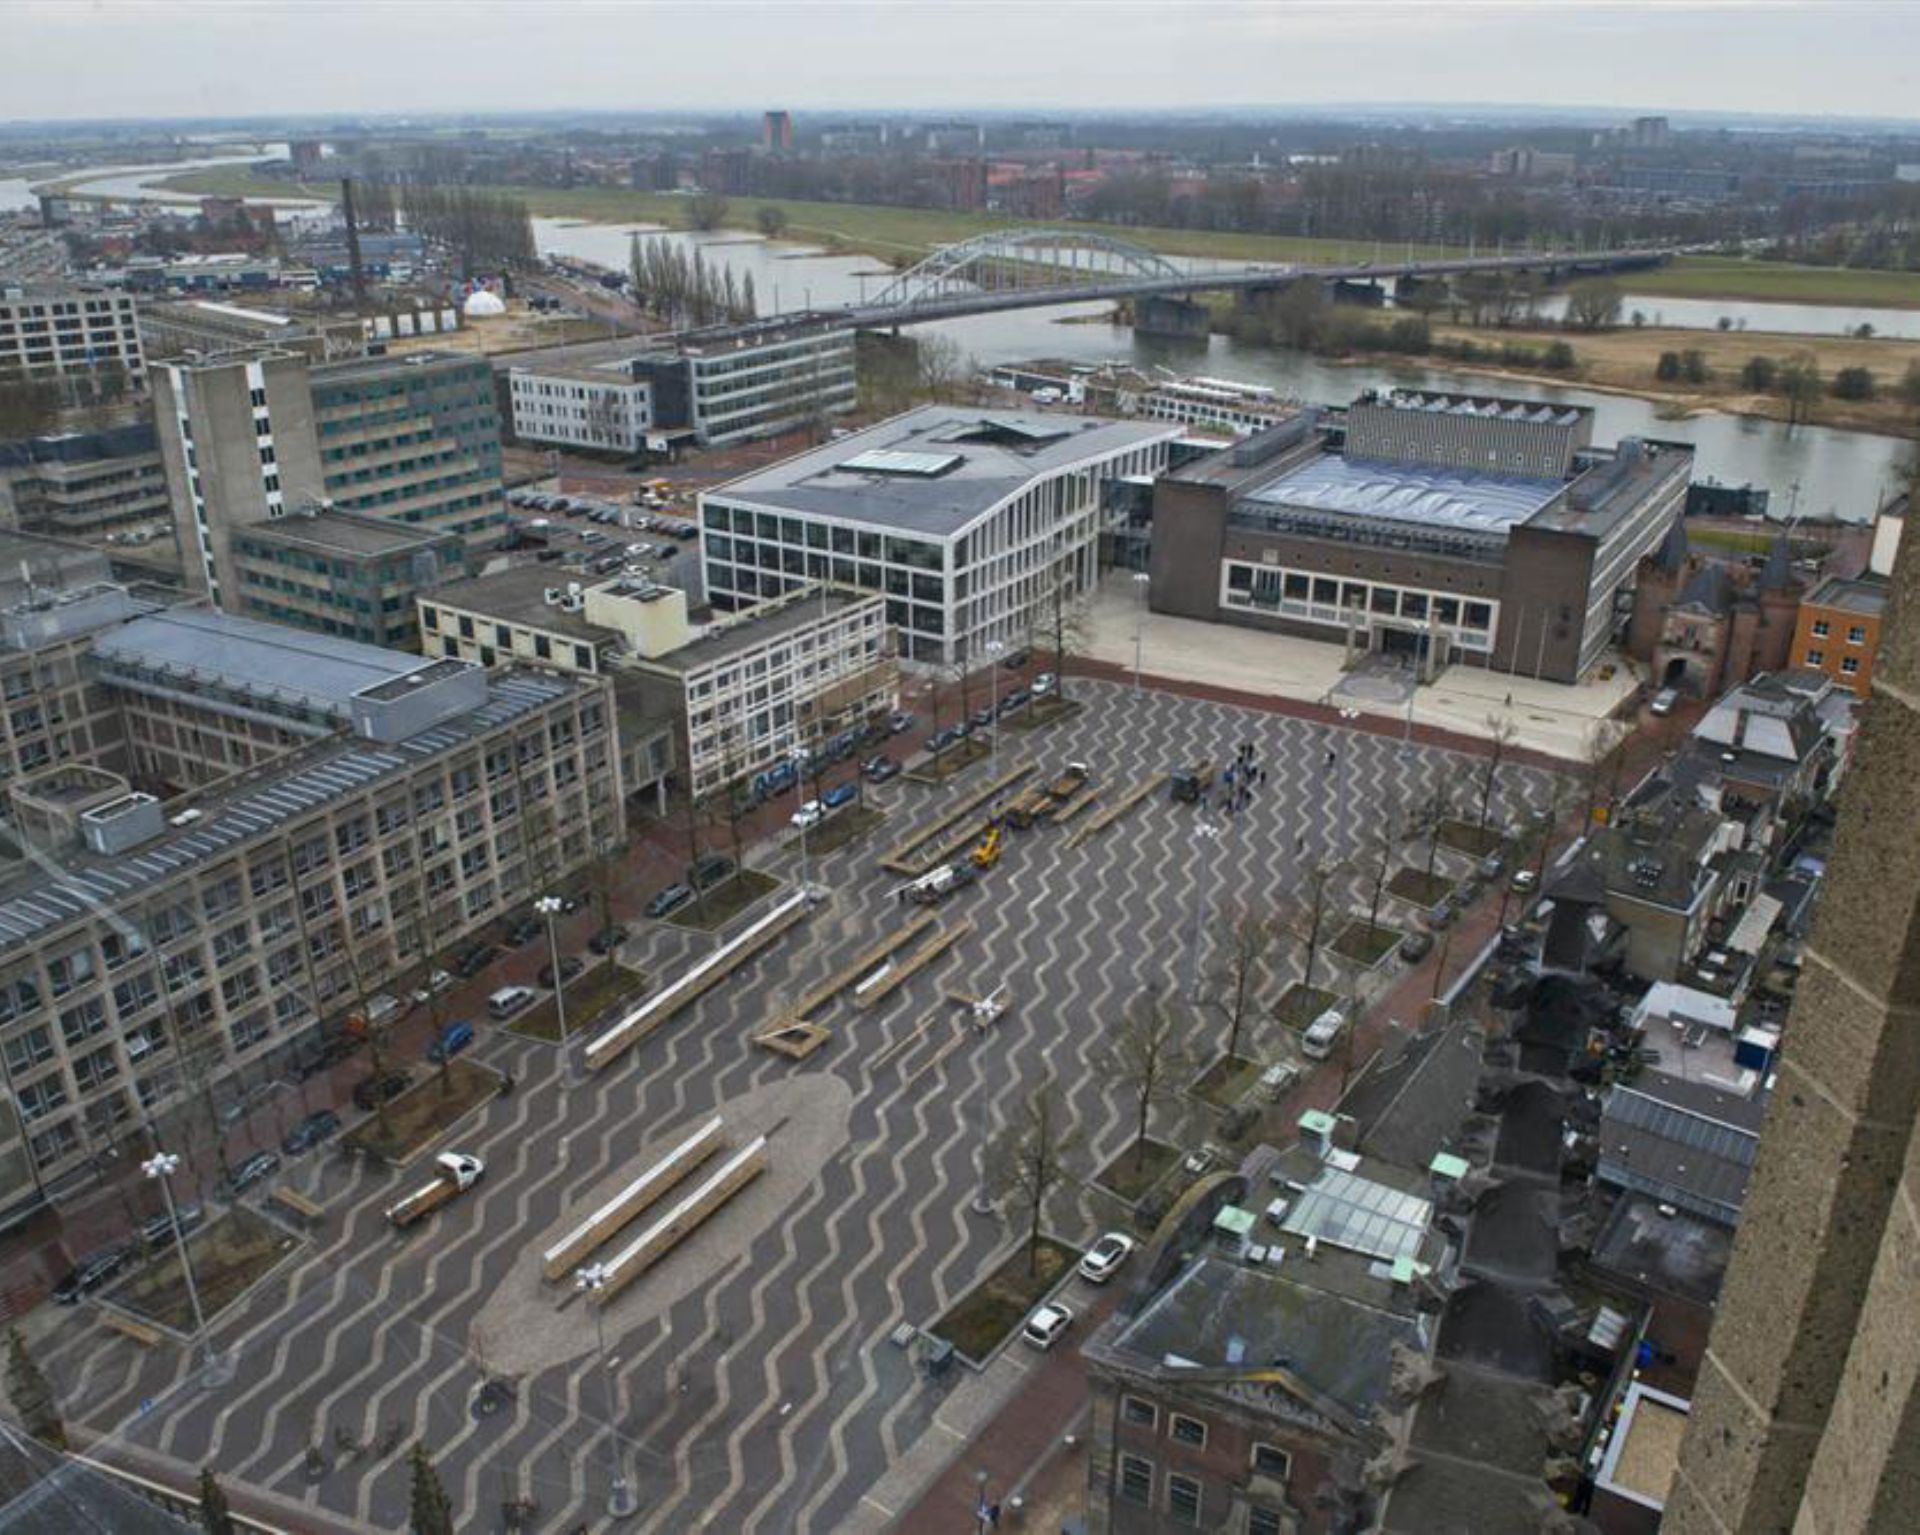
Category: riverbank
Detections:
[
  {"x1": 1409, "y1": 316, "x2": 1920, "y2": 440},
  {"x1": 139, "y1": 166, "x2": 1920, "y2": 314}
]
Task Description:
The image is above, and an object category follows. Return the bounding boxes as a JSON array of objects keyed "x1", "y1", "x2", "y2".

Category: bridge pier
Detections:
[
  {"x1": 1330, "y1": 279, "x2": 1386, "y2": 307},
  {"x1": 1134, "y1": 294, "x2": 1211, "y2": 340}
]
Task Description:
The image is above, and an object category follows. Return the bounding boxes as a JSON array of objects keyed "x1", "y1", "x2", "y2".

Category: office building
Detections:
[
  {"x1": 1149, "y1": 391, "x2": 1691, "y2": 683},
  {"x1": 0, "y1": 656, "x2": 617, "y2": 1224},
  {"x1": 153, "y1": 348, "x2": 508, "y2": 608},
  {"x1": 1790, "y1": 572, "x2": 1886, "y2": 696},
  {"x1": 701, "y1": 405, "x2": 1180, "y2": 662},
  {"x1": 762, "y1": 110, "x2": 793, "y2": 151},
  {"x1": 0, "y1": 284, "x2": 143, "y2": 384},
  {"x1": 0, "y1": 424, "x2": 171, "y2": 537},
  {"x1": 626, "y1": 586, "x2": 895, "y2": 799},
  {"x1": 138, "y1": 298, "x2": 366, "y2": 365},
  {"x1": 230, "y1": 504, "x2": 465, "y2": 650},
  {"x1": 507, "y1": 364, "x2": 656, "y2": 455},
  {"x1": 634, "y1": 318, "x2": 857, "y2": 447}
]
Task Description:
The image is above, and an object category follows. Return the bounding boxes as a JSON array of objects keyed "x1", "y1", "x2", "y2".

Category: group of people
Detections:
[{"x1": 1214, "y1": 739, "x2": 1266, "y2": 817}]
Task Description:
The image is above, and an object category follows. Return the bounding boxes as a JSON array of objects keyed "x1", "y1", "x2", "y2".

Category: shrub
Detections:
[
  {"x1": 1655, "y1": 351, "x2": 1682, "y2": 382},
  {"x1": 1831, "y1": 366, "x2": 1877, "y2": 401},
  {"x1": 1740, "y1": 355, "x2": 1778, "y2": 391}
]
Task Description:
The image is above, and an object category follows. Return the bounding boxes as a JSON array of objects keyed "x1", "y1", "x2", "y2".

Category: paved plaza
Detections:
[{"x1": 27, "y1": 679, "x2": 1562, "y2": 1533}]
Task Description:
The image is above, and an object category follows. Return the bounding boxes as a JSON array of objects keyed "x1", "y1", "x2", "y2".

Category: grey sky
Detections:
[{"x1": 8, "y1": 1, "x2": 1920, "y2": 124}]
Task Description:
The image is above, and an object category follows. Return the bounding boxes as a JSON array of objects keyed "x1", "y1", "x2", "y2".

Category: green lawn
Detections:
[
  {"x1": 1628, "y1": 256, "x2": 1920, "y2": 311},
  {"x1": 931, "y1": 1236, "x2": 1076, "y2": 1363}
]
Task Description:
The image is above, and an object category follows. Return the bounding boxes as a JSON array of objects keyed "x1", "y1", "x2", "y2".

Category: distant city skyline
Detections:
[{"x1": 6, "y1": 1, "x2": 1920, "y2": 126}]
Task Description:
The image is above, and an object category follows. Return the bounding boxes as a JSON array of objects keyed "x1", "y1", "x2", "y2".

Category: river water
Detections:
[
  {"x1": 3, "y1": 151, "x2": 1907, "y2": 522},
  {"x1": 535, "y1": 218, "x2": 1911, "y2": 521}
]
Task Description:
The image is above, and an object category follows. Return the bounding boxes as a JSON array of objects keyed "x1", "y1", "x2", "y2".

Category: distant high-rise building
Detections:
[{"x1": 762, "y1": 110, "x2": 793, "y2": 151}]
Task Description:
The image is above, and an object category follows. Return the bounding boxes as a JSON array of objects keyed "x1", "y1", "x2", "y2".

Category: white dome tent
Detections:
[{"x1": 462, "y1": 288, "x2": 506, "y2": 319}]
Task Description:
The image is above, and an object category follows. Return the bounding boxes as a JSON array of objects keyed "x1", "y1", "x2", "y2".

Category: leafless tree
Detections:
[
  {"x1": 685, "y1": 193, "x2": 731, "y2": 232},
  {"x1": 1206, "y1": 910, "x2": 1273, "y2": 1064},
  {"x1": 1362, "y1": 788, "x2": 1410, "y2": 941},
  {"x1": 1104, "y1": 988, "x2": 1192, "y2": 1175},
  {"x1": 1277, "y1": 861, "x2": 1340, "y2": 1004},
  {"x1": 988, "y1": 1075, "x2": 1080, "y2": 1275},
  {"x1": 1475, "y1": 714, "x2": 1520, "y2": 835}
]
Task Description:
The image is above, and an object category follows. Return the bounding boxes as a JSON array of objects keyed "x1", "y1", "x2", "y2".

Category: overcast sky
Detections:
[{"x1": 8, "y1": 1, "x2": 1919, "y2": 125}]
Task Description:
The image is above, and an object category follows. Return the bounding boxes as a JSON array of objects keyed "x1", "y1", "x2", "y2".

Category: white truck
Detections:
[
  {"x1": 384, "y1": 1152, "x2": 485, "y2": 1230},
  {"x1": 901, "y1": 862, "x2": 977, "y2": 907}
]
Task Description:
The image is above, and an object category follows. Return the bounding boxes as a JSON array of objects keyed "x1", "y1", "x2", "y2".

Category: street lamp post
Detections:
[
  {"x1": 1131, "y1": 571, "x2": 1151, "y2": 696},
  {"x1": 975, "y1": 1468, "x2": 993, "y2": 1533},
  {"x1": 574, "y1": 1264, "x2": 639, "y2": 1519},
  {"x1": 792, "y1": 748, "x2": 813, "y2": 897},
  {"x1": 142, "y1": 1151, "x2": 231, "y2": 1387},
  {"x1": 984, "y1": 640, "x2": 1003, "y2": 772},
  {"x1": 535, "y1": 894, "x2": 576, "y2": 1082},
  {"x1": 1186, "y1": 818, "x2": 1222, "y2": 1001}
]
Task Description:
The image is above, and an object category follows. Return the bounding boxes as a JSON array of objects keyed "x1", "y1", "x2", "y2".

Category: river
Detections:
[
  {"x1": 5, "y1": 151, "x2": 1909, "y2": 522},
  {"x1": 535, "y1": 218, "x2": 1911, "y2": 521}
]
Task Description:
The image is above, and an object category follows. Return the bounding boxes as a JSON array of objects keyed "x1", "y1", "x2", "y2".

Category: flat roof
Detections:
[
  {"x1": 314, "y1": 349, "x2": 480, "y2": 386},
  {"x1": 1805, "y1": 573, "x2": 1890, "y2": 616},
  {"x1": 1367, "y1": 390, "x2": 1590, "y2": 427},
  {"x1": 1243, "y1": 453, "x2": 1565, "y2": 537},
  {"x1": 640, "y1": 585, "x2": 878, "y2": 673},
  {"x1": 709, "y1": 404, "x2": 1180, "y2": 540},
  {"x1": 0, "y1": 670, "x2": 586, "y2": 957},
  {"x1": 238, "y1": 509, "x2": 460, "y2": 558},
  {"x1": 426, "y1": 567, "x2": 613, "y2": 643},
  {"x1": 91, "y1": 607, "x2": 427, "y2": 716}
]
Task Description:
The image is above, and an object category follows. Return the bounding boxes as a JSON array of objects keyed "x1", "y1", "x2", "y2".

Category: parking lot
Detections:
[{"x1": 25, "y1": 679, "x2": 1561, "y2": 1533}]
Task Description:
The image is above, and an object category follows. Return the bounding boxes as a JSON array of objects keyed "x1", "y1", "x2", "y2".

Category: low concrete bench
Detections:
[
  {"x1": 269, "y1": 1186, "x2": 323, "y2": 1223},
  {"x1": 101, "y1": 1311, "x2": 162, "y2": 1348}
]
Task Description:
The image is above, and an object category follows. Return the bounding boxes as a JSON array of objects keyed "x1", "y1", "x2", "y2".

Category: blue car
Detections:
[
  {"x1": 823, "y1": 781, "x2": 859, "y2": 810},
  {"x1": 427, "y1": 1020, "x2": 475, "y2": 1063}
]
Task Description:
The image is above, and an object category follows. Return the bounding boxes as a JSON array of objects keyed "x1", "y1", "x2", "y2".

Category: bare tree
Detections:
[
  {"x1": 1361, "y1": 789, "x2": 1409, "y2": 942},
  {"x1": 1105, "y1": 989, "x2": 1192, "y2": 1174},
  {"x1": 1277, "y1": 861, "x2": 1339, "y2": 1001},
  {"x1": 685, "y1": 193, "x2": 731, "y2": 233},
  {"x1": 1206, "y1": 910, "x2": 1272, "y2": 1064},
  {"x1": 988, "y1": 1075, "x2": 1080, "y2": 1275},
  {"x1": 1578, "y1": 719, "x2": 1629, "y2": 829},
  {"x1": 1475, "y1": 714, "x2": 1520, "y2": 835}
]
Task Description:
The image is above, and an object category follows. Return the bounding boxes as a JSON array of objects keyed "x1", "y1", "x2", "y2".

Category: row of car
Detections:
[
  {"x1": 923, "y1": 674, "x2": 1054, "y2": 757},
  {"x1": 1021, "y1": 1230, "x2": 1139, "y2": 1350}
]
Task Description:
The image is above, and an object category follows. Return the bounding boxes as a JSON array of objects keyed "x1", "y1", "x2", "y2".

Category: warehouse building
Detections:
[
  {"x1": 1148, "y1": 391, "x2": 1691, "y2": 683},
  {"x1": 700, "y1": 405, "x2": 1180, "y2": 663}
]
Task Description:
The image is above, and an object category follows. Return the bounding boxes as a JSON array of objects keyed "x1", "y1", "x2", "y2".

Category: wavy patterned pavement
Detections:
[{"x1": 33, "y1": 680, "x2": 1561, "y2": 1532}]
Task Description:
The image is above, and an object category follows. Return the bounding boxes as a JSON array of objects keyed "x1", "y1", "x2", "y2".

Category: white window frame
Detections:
[
  {"x1": 1169, "y1": 1413, "x2": 1208, "y2": 1449},
  {"x1": 1117, "y1": 1453, "x2": 1154, "y2": 1507}
]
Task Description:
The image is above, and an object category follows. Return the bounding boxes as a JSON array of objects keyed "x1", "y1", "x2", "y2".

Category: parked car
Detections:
[
  {"x1": 1511, "y1": 868, "x2": 1539, "y2": 893},
  {"x1": 291, "y1": 1033, "x2": 357, "y2": 1081},
  {"x1": 998, "y1": 688, "x2": 1029, "y2": 715},
  {"x1": 1301, "y1": 1008, "x2": 1348, "y2": 1061},
  {"x1": 1397, "y1": 930, "x2": 1435, "y2": 963},
  {"x1": 218, "y1": 1151, "x2": 281, "y2": 1201},
  {"x1": 791, "y1": 800, "x2": 825, "y2": 830},
  {"x1": 1022, "y1": 1300, "x2": 1075, "y2": 1351},
  {"x1": 537, "y1": 957, "x2": 584, "y2": 989},
  {"x1": 427, "y1": 1020, "x2": 477, "y2": 1060},
  {"x1": 1032, "y1": 672, "x2": 1056, "y2": 696},
  {"x1": 1649, "y1": 686, "x2": 1679, "y2": 717},
  {"x1": 971, "y1": 706, "x2": 995, "y2": 730},
  {"x1": 588, "y1": 924, "x2": 628, "y2": 956},
  {"x1": 453, "y1": 943, "x2": 497, "y2": 979},
  {"x1": 352, "y1": 1070, "x2": 413, "y2": 1112},
  {"x1": 412, "y1": 969, "x2": 453, "y2": 1004},
  {"x1": 1078, "y1": 1232, "x2": 1137, "y2": 1284},
  {"x1": 1421, "y1": 899, "x2": 1455, "y2": 931},
  {"x1": 823, "y1": 781, "x2": 859, "y2": 810},
  {"x1": 1001, "y1": 648, "x2": 1030, "y2": 670},
  {"x1": 688, "y1": 854, "x2": 735, "y2": 890},
  {"x1": 53, "y1": 1245, "x2": 134, "y2": 1304},
  {"x1": 862, "y1": 754, "x2": 900, "y2": 783},
  {"x1": 281, "y1": 1109, "x2": 341, "y2": 1156},
  {"x1": 486, "y1": 988, "x2": 536, "y2": 1021},
  {"x1": 887, "y1": 710, "x2": 916, "y2": 736},
  {"x1": 139, "y1": 1204, "x2": 204, "y2": 1248},
  {"x1": 1478, "y1": 853, "x2": 1507, "y2": 881},
  {"x1": 505, "y1": 915, "x2": 543, "y2": 947},
  {"x1": 646, "y1": 883, "x2": 694, "y2": 919}
]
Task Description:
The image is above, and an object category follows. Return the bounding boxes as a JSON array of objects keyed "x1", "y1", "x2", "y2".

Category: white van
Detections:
[
  {"x1": 1301, "y1": 1008, "x2": 1348, "y2": 1061},
  {"x1": 487, "y1": 985, "x2": 536, "y2": 1020},
  {"x1": 1259, "y1": 1062, "x2": 1301, "y2": 1102}
]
